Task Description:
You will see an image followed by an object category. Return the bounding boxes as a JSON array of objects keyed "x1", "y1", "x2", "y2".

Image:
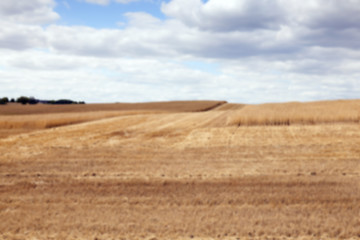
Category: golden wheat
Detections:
[
  {"x1": 227, "y1": 99, "x2": 360, "y2": 126},
  {"x1": 0, "y1": 110, "x2": 167, "y2": 131}
]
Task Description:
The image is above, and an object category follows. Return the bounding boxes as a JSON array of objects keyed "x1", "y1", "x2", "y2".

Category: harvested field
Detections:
[
  {"x1": 0, "y1": 101, "x2": 226, "y2": 115},
  {"x1": 0, "y1": 100, "x2": 360, "y2": 240},
  {"x1": 0, "y1": 111, "x2": 155, "y2": 129},
  {"x1": 0, "y1": 111, "x2": 164, "y2": 139},
  {"x1": 0, "y1": 101, "x2": 226, "y2": 139}
]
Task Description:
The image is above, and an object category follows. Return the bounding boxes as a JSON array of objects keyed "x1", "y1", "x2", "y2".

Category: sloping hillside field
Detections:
[{"x1": 0, "y1": 100, "x2": 360, "y2": 240}]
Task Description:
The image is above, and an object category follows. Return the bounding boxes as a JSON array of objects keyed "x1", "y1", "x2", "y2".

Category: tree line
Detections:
[{"x1": 0, "y1": 96, "x2": 85, "y2": 105}]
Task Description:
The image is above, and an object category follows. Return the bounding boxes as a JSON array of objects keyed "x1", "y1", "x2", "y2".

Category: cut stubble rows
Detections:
[{"x1": 0, "y1": 100, "x2": 360, "y2": 239}]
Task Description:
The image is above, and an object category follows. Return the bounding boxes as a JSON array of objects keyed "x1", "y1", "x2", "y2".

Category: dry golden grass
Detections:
[
  {"x1": 0, "y1": 99, "x2": 360, "y2": 240},
  {"x1": 228, "y1": 99, "x2": 360, "y2": 126}
]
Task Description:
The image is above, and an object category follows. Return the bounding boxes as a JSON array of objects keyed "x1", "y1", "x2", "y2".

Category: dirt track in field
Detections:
[{"x1": 0, "y1": 100, "x2": 360, "y2": 240}]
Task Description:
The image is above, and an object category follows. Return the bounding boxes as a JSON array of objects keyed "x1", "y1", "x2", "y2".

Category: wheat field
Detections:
[
  {"x1": 0, "y1": 101, "x2": 225, "y2": 115},
  {"x1": 227, "y1": 100, "x2": 360, "y2": 126},
  {"x1": 0, "y1": 101, "x2": 225, "y2": 139},
  {"x1": 0, "y1": 100, "x2": 360, "y2": 240}
]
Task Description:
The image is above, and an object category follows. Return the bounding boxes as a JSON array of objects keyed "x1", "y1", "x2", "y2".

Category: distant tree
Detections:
[
  {"x1": 28, "y1": 97, "x2": 39, "y2": 105},
  {"x1": 0, "y1": 97, "x2": 9, "y2": 105},
  {"x1": 53, "y1": 99, "x2": 76, "y2": 104},
  {"x1": 12, "y1": 96, "x2": 85, "y2": 105},
  {"x1": 16, "y1": 96, "x2": 30, "y2": 105},
  {"x1": 10, "y1": 98, "x2": 15, "y2": 103}
]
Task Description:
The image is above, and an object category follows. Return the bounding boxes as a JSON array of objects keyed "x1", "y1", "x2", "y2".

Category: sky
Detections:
[{"x1": 0, "y1": 0, "x2": 359, "y2": 103}]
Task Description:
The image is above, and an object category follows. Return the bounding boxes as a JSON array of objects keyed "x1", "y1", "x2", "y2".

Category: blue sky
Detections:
[
  {"x1": 55, "y1": 0, "x2": 168, "y2": 28},
  {"x1": 0, "y1": 0, "x2": 359, "y2": 103}
]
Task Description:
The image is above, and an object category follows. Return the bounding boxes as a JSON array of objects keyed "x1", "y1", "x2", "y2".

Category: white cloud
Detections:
[
  {"x1": 1, "y1": 0, "x2": 360, "y2": 103},
  {"x1": 0, "y1": 49, "x2": 230, "y2": 102},
  {"x1": 0, "y1": 0, "x2": 59, "y2": 24},
  {"x1": 162, "y1": 0, "x2": 360, "y2": 33},
  {"x1": 161, "y1": 0, "x2": 284, "y2": 31},
  {"x1": 0, "y1": 21, "x2": 46, "y2": 50},
  {"x1": 2, "y1": 46, "x2": 359, "y2": 103},
  {"x1": 83, "y1": 0, "x2": 140, "y2": 5},
  {"x1": 124, "y1": 12, "x2": 162, "y2": 28},
  {"x1": 115, "y1": 0, "x2": 139, "y2": 3},
  {"x1": 83, "y1": 0, "x2": 110, "y2": 5},
  {"x1": 279, "y1": 0, "x2": 360, "y2": 30}
]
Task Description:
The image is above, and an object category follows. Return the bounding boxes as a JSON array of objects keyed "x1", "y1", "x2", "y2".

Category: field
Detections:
[
  {"x1": 0, "y1": 100, "x2": 360, "y2": 240},
  {"x1": 0, "y1": 101, "x2": 224, "y2": 139}
]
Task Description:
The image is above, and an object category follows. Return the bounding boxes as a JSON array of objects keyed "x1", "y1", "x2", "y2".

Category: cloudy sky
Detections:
[{"x1": 0, "y1": 0, "x2": 359, "y2": 103}]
